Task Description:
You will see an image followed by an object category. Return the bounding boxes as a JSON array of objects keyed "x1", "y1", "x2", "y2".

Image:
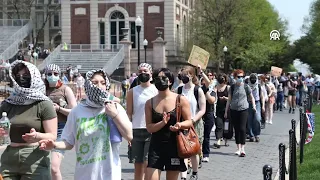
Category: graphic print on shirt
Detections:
[{"x1": 75, "y1": 113, "x2": 110, "y2": 166}]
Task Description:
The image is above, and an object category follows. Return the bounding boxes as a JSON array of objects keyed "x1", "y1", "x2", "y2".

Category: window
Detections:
[
  {"x1": 37, "y1": 0, "x2": 44, "y2": 4},
  {"x1": 53, "y1": 0, "x2": 60, "y2": 4},
  {"x1": 99, "y1": 22, "x2": 105, "y2": 45},
  {"x1": 109, "y1": 11, "x2": 125, "y2": 45},
  {"x1": 36, "y1": 12, "x2": 44, "y2": 29},
  {"x1": 52, "y1": 14, "x2": 60, "y2": 27},
  {"x1": 130, "y1": 22, "x2": 136, "y2": 48}
]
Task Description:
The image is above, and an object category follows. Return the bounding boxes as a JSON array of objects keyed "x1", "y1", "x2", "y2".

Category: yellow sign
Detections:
[{"x1": 187, "y1": 45, "x2": 210, "y2": 69}]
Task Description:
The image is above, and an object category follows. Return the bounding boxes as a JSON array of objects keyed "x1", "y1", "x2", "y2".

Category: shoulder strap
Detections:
[
  {"x1": 244, "y1": 84, "x2": 251, "y2": 96},
  {"x1": 176, "y1": 95, "x2": 182, "y2": 123},
  {"x1": 194, "y1": 85, "x2": 200, "y2": 109},
  {"x1": 178, "y1": 86, "x2": 183, "y2": 94}
]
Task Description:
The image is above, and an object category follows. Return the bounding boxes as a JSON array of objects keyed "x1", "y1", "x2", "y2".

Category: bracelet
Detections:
[{"x1": 112, "y1": 111, "x2": 119, "y2": 119}]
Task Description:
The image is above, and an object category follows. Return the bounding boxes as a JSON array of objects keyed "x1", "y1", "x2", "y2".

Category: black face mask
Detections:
[
  {"x1": 15, "y1": 76, "x2": 31, "y2": 88},
  {"x1": 154, "y1": 77, "x2": 169, "y2": 91},
  {"x1": 138, "y1": 73, "x2": 150, "y2": 83},
  {"x1": 250, "y1": 78, "x2": 257, "y2": 84},
  {"x1": 217, "y1": 77, "x2": 225, "y2": 84},
  {"x1": 181, "y1": 76, "x2": 190, "y2": 84}
]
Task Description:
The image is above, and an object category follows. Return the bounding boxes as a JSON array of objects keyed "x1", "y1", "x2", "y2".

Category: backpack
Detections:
[{"x1": 178, "y1": 85, "x2": 200, "y2": 109}]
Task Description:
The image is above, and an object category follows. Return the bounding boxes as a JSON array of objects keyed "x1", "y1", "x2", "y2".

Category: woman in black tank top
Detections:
[
  {"x1": 215, "y1": 74, "x2": 230, "y2": 147},
  {"x1": 144, "y1": 68, "x2": 193, "y2": 180}
]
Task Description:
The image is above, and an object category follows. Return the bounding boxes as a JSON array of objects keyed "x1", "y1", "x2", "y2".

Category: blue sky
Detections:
[{"x1": 268, "y1": 0, "x2": 314, "y2": 42}]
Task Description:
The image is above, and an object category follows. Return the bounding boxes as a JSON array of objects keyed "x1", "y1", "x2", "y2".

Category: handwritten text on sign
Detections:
[{"x1": 187, "y1": 45, "x2": 210, "y2": 69}]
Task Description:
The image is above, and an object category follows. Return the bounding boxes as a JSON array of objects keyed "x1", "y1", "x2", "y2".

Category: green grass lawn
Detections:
[{"x1": 297, "y1": 105, "x2": 320, "y2": 180}]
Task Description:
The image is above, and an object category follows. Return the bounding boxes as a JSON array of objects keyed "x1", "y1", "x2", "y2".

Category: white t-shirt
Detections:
[
  {"x1": 306, "y1": 77, "x2": 314, "y2": 87},
  {"x1": 76, "y1": 76, "x2": 85, "y2": 87},
  {"x1": 61, "y1": 103, "x2": 125, "y2": 180},
  {"x1": 132, "y1": 85, "x2": 158, "y2": 129}
]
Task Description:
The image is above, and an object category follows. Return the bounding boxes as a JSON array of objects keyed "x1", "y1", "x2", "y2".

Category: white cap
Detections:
[{"x1": 2, "y1": 112, "x2": 7, "y2": 117}]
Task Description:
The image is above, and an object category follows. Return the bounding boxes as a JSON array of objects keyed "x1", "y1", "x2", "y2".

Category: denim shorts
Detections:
[{"x1": 52, "y1": 122, "x2": 66, "y2": 155}]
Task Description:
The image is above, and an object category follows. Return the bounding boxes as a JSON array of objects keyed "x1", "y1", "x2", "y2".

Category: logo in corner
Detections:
[{"x1": 270, "y1": 30, "x2": 280, "y2": 40}]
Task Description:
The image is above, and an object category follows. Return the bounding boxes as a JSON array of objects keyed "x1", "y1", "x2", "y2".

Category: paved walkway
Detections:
[{"x1": 0, "y1": 110, "x2": 297, "y2": 180}]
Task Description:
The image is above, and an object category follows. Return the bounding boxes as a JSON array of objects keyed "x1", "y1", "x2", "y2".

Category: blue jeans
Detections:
[
  {"x1": 277, "y1": 92, "x2": 284, "y2": 110},
  {"x1": 247, "y1": 101, "x2": 261, "y2": 137}
]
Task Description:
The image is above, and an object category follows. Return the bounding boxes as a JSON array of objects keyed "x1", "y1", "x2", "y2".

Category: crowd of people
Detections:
[{"x1": 0, "y1": 60, "x2": 319, "y2": 180}]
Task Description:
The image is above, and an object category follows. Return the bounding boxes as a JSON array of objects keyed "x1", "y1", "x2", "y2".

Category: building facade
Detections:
[
  {"x1": 61, "y1": 0, "x2": 194, "y2": 60},
  {"x1": 0, "y1": 0, "x2": 62, "y2": 48}
]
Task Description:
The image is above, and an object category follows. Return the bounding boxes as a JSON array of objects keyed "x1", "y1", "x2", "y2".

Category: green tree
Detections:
[
  {"x1": 293, "y1": 0, "x2": 320, "y2": 74},
  {"x1": 185, "y1": 0, "x2": 292, "y2": 73}
]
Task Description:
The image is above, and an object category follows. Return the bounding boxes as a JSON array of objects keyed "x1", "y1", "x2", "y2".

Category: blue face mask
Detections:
[
  {"x1": 47, "y1": 75, "x2": 60, "y2": 86},
  {"x1": 237, "y1": 78, "x2": 243, "y2": 83}
]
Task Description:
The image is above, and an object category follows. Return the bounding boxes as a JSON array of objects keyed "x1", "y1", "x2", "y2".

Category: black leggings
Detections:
[{"x1": 230, "y1": 109, "x2": 248, "y2": 145}]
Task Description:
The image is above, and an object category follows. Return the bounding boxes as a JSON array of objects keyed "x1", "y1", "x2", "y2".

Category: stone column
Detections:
[
  {"x1": 90, "y1": 0, "x2": 99, "y2": 45},
  {"x1": 61, "y1": 0, "x2": 71, "y2": 44},
  {"x1": 152, "y1": 27, "x2": 167, "y2": 69},
  {"x1": 44, "y1": 0, "x2": 50, "y2": 48},
  {"x1": 119, "y1": 28, "x2": 132, "y2": 77}
]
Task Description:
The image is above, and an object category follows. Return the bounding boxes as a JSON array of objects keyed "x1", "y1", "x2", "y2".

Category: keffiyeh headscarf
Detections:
[
  {"x1": 81, "y1": 69, "x2": 112, "y2": 107},
  {"x1": 138, "y1": 63, "x2": 152, "y2": 72},
  {"x1": 5, "y1": 60, "x2": 50, "y2": 105},
  {"x1": 249, "y1": 73, "x2": 259, "y2": 90},
  {"x1": 45, "y1": 64, "x2": 61, "y2": 74}
]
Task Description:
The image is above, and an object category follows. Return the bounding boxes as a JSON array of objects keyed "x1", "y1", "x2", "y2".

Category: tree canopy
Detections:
[
  {"x1": 293, "y1": 0, "x2": 320, "y2": 74},
  {"x1": 185, "y1": 0, "x2": 294, "y2": 73}
]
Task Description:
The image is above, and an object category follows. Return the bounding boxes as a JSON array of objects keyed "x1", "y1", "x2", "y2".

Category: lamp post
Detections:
[
  {"x1": 223, "y1": 46, "x2": 228, "y2": 72},
  {"x1": 135, "y1": 16, "x2": 142, "y2": 66},
  {"x1": 143, "y1": 39, "x2": 148, "y2": 63}
]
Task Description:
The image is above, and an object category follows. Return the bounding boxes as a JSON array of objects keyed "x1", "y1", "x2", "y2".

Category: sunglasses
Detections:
[
  {"x1": 237, "y1": 76, "x2": 244, "y2": 78},
  {"x1": 47, "y1": 72, "x2": 59, "y2": 76},
  {"x1": 208, "y1": 74, "x2": 213, "y2": 76},
  {"x1": 15, "y1": 74, "x2": 31, "y2": 79}
]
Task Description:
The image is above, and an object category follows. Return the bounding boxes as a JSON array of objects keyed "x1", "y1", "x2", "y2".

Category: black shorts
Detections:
[
  {"x1": 288, "y1": 90, "x2": 296, "y2": 96},
  {"x1": 147, "y1": 139, "x2": 187, "y2": 172}
]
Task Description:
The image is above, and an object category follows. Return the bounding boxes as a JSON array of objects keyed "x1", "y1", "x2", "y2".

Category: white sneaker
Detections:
[
  {"x1": 202, "y1": 157, "x2": 209, "y2": 162},
  {"x1": 235, "y1": 150, "x2": 241, "y2": 155},
  {"x1": 269, "y1": 121, "x2": 273, "y2": 124},
  {"x1": 240, "y1": 150, "x2": 246, "y2": 157}
]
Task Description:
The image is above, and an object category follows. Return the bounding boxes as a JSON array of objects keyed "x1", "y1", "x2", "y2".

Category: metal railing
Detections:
[
  {"x1": 103, "y1": 45, "x2": 124, "y2": 75},
  {"x1": 0, "y1": 19, "x2": 33, "y2": 61},
  {"x1": 61, "y1": 44, "x2": 122, "y2": 53},
  {"x1": 38, "y1": 44, "x2": 62, "y2": 70}
]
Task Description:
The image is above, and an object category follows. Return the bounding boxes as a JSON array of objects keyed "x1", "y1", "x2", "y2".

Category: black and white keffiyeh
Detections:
[
  {"x1": 249, "y1": 73, "x2": 259, "y2": 90},
  {"x1": 45, "y1": 64, "x2": 61, "y2": 74},
  {"x1": 138, "y1": 63, "x2": 152, "y2": 72},
  {"x1": 5, "y1": 60, "x2": 50, "y2": 105},
  {"x1": 81, "y1": 69, "x2": 111, "y2": 107}
]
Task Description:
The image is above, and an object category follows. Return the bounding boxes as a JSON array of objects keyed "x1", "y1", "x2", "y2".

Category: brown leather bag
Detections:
[{"x1": 175, "y1": 95, "x2": 201, "y2": 158}]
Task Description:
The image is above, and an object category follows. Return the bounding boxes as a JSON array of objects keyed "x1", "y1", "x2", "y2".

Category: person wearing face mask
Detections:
[
  {"x1": 144, "y1": 68, "x2": 193, "y2": 180},
  {"x1": 177, "y1": 66, "x2": 206, "y2": 180},
  {"x1": 44, "y1": 64, "x2": 77, "y2": 180},
  {"x1": 215, "y1": 74, "x2": 232, "y2": 148},
  {"x1": 126, "y1": 63, "x2": 158, "y2": 180},
  {"x1": 225, "y1": 69, "x2": 256, "y2": 157},
  {"x1": 0, "y1": 61, "x2": 58, "y2": 179},
  {"x1": 265, "y1": 75, "x2": 276, "y2": 124},
  {"x1": 247, "y1": 73, "x2": 265, "y2": 142}
]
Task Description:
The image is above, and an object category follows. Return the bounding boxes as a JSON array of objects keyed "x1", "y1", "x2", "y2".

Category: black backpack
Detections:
[{"x1": 177, "y1": 85, "x2": 200, "y2": 109}]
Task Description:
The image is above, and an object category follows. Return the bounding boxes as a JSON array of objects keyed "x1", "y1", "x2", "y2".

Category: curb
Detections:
[{"x1": 274, "y1": 118, "x2": 300, "y2": 180}]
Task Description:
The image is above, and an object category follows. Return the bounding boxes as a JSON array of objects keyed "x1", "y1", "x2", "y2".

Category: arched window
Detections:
[{"x1": 110, "y1": 11, "x2": 125, "y2": 45}]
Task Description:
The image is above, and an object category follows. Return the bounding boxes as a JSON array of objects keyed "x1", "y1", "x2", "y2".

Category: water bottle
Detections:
[
  {"x1": 0, "y1": 112, "x2": 10, "y2": 145},
  {"x1": 108, "y1": 116, "x2": 122, "y2": 143}
]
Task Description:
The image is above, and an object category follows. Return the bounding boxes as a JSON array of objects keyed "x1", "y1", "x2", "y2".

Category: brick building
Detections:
[{"x1": 61, "y1": 0, "x2": 194, "y2": 72}]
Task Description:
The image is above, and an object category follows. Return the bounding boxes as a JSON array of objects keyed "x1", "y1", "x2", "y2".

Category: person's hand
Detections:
[
  {"x1": 162, "y1": 112, "x2": 170, "y2": 124},
  {"x1": 224, "y1": 112, "x2": 228, "y2": 119},
  {"x1": 262, "y1": 107, "x2": 265, "y2": 113},
  {"x1": 253, "y1": 106, "x2": 257, "y2": 112},
  {"x1": 0, "y1": 128, "x2": 6, "y2": 137},
  {"x1": 39, "y1": 139, "x2": 55, "y2": 151},
  {"x1": 170, "y1": 122, "x2": 181, "y2": 132},
  {"x1": 53, "y1": 103, "x2": 60, "y2": 111},
  {"x1": 105, "y1": 102, "x2": 118, "y2": 118},
  {"x1": 128, "y1": 141, "x2": 132, "y2": 147},
  {"x1": 22, "y1": 128, "x2": 39, "y2": 143}
]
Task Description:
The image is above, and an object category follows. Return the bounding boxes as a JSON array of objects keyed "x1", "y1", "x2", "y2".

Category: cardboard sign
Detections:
[
  {"x1": 187, "y1": 45, "x2": 210, "y2": 69},
  {"x1": 271, "y1": 66, "x2": 282, "y2": 77}
]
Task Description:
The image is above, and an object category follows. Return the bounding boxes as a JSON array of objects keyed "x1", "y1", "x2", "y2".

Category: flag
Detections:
[{"x1": 305, "y1": 113, "x2": 316, "y2": 144}]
